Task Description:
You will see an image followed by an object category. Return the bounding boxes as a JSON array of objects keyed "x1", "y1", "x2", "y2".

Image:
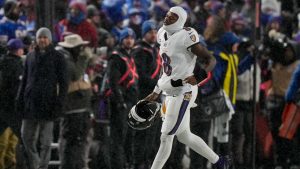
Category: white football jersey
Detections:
[{"x1": 157, "y1": 27, "x2": 200, "y2": 95}]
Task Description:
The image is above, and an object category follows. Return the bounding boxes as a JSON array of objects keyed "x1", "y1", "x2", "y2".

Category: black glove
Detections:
[{"x1": 171, "y1": 79, "x2": 183, "y2": 87}]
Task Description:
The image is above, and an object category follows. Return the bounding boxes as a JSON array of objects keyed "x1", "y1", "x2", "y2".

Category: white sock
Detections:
[{"x1": 177, "y1": 129, "x2": 219, "y2": 163}]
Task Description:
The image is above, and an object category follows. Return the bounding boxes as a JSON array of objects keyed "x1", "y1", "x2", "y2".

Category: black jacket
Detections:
[
  {"x1": 106, "y1": 47, "x2": 138, "y2": 107},
  {"x1": 131, "y1": 41, "x2": 161, "y2": 99},
  {"x1": 0, "y1": 53, "x2": 23, "y2": 131},
  {"x1": 17, "y1": 45, "x2": 68, "y2": 120}
]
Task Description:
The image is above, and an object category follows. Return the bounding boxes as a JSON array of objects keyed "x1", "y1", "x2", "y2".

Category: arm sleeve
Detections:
[
  {"x1": 16, "y1": 55, "x2": 29, "y2": 111},
  {"x1": 212, "y1": 52, "x2": 226, "y2": 87},
  {"x1": 107, "y1": 55, "x2": 126, "y2": 104},
  {"x1": 4, "y1": 59, "x2": 24, "y2": 96},
  {"x1": 132, "y1": 48, "x2": 157, "y2": 89},
  {"x1": 56, "y1": 52, "x2": 68, "y2": 107},
  {"x1": 193, "y1": 62, "x2": 208, "y2": 83},
  {"x1": 89, "y1": 25, "x2": 99, "y2": 48},
  {"x1": 238, "y1": 53, "x2": 254, "y2": 75}
]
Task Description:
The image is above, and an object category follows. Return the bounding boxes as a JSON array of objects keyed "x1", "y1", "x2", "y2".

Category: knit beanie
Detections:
[
  {"x1": 142, "y1": 20, "x2": 156, "y2": 37},
  {"x1": 211, "y1": 2, "x2": 224, "y2": 15},
  {"x1": 119, "y1": 27, "x2": 136, "y2": 43},
  {"x1": 7, "y1": 38, "x2": 24, "y2": 51},
  {"x1": 87, "y1": 4, "x2": 99, "y2": 18},
  {"x1": 36, "y1": 27, "x2": 52, "y2": 42}
]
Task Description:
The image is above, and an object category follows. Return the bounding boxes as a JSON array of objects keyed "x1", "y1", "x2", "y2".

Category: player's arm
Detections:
[
  {"x1": 191, "y1": 43, "x2": 216, "y2": 72},
  {"x1": 184, "y1": 44, "x2": 216, "y2": 85},
  {"x1": 144, "y1": 89, "x2": 160, "y2": 101}
]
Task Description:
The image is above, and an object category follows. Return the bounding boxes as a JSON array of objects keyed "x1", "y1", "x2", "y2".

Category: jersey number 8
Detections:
[{"x1": 162, "y1": 53, "x2": 172, "y2": 76}]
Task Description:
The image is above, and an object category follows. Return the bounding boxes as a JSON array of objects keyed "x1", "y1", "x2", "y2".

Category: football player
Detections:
[{"x1": 144, "y1": 6, "x2": 231, "y2": 169}]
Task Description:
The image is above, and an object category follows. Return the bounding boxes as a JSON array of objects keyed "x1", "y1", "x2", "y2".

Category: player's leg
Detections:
[
  {"x1": 151, "y1": 92, "x2": 190, "y2": 169},
  {"x1": 177, "y1": 128, "x2": 219, "y2": 163},
  {"x1": 176, "y1": 85, "x2": 231, "y2": 169},
  {"x1": 177, "y1": 129, "x2": 232, "y2": 169},
  {"x1": 150, "y1": 133, "x2": 174, "y2": 169}
]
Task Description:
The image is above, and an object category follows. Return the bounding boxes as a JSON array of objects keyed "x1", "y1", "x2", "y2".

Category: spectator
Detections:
[
  {"x1": 230, "y1": 12, "x2": 252, "y2": 38},
  {"x1": 16, "y1": 27, "x2": 68, "y2": 169},
  {"x1": 0, "y1": 38, "x2": 24, "y2": 169},
  {"x1": 231, "y1": 40, "x2": 260, "y2": 169},
  {"x1": 131, "y1": 20, "x2": 161, "y2": 169},
  {"x1": 209, "y1": 1, "x2": 231, "y2": 31},
  {"x1": 57, "y1": 34, "x2": 93, "y2": 169},
  {"x1": 265, "y1": 16, "x2": 282, "y2": 34},
  {"x1": 204, "y1": 15, "x2": 253, "y2": 156},
  {"x1": 128, "y1": 8, "x2": 144, "y2": 40},
  {"x1": 105, "y1": 27, "x2": 139, "y2": 169},
  {"x1": 101, "y1": 0, "x2": 125, "y2": 33},
  {"x1": 55, "y1": 1, "x2": 98, "y2": 48},
  {"x1": 0, "y1": 0, "x2": 27, "y2": 40},
  {"x1": 265, "y1": 40, "x2": 300, "y2": 169},
  {"x1": 0, "y1": 35, "x2": 8, "y2": 57}
]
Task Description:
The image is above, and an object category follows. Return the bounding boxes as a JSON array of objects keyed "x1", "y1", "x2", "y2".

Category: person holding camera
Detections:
[{"x1": 265, "y1": 36, "x2": 300, "y2": 168}]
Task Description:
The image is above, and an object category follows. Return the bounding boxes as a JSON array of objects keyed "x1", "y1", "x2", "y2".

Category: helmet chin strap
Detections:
[{"x1": 163, "y1": 6, "x2": 187, "y2": 35}]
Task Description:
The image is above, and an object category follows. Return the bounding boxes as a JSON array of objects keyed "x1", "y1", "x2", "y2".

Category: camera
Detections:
[{"x1": 262, "y1": 30, "x2": 299, "y2": 65}]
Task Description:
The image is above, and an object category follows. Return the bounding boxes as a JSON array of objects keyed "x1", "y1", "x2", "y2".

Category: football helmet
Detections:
[{"x1": 128, "y1": 100, "x2": 161, "y2": 130}]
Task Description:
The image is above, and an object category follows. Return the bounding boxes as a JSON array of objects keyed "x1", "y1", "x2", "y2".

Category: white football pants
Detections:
[{"x1": 151, "y1": 86, "x2": 219, "y2": 169}]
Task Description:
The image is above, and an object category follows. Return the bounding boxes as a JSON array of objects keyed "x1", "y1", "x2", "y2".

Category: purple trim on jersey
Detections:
[{"x1": 168, "y1": 99, "x2": 190, "y2": 135}]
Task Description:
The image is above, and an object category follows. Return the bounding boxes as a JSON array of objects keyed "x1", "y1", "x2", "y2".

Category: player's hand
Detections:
[
  {"x1": 184, "y1": 75, "x2": 198, "y2": 85},
  {"x1": 144, "y1": 92, "x2": 160, "y2": 102}
]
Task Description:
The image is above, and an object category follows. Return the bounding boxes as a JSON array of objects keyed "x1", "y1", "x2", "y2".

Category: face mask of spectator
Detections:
[{"x1": 131, "y1": 14, "x2": 142, "y2": 25}]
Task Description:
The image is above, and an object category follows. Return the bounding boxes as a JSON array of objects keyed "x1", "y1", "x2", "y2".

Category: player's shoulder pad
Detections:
[
  {"x1": 183, "y1": 27, "x2": 199, "y2": 43},
  {"x1": 183, "y1": 27, "x2": 192, "y2": 31},
  {"x1": 183, "y1": 27, "x2": 198, "y2": 34}
]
